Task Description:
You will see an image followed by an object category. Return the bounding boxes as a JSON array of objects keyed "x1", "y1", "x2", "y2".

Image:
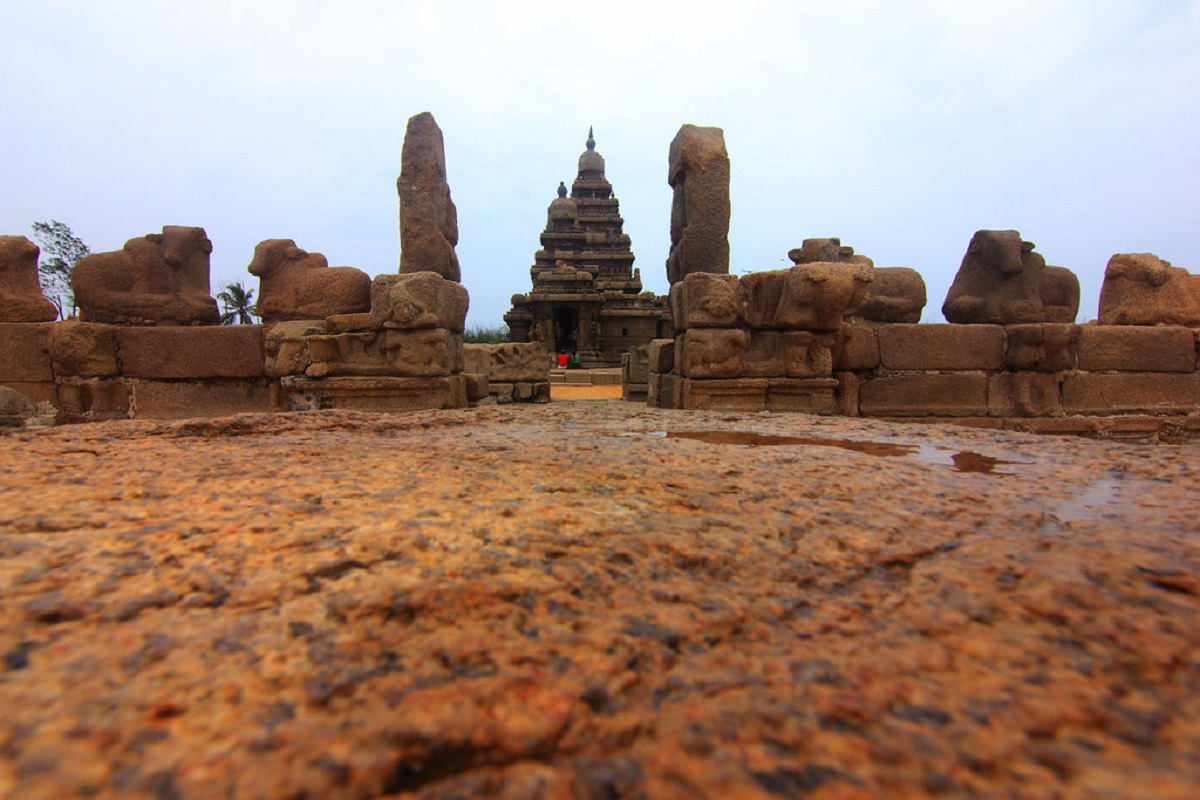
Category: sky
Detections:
[{"x1": 2, "y1": 0, "x2": 1198, "y2": 327}]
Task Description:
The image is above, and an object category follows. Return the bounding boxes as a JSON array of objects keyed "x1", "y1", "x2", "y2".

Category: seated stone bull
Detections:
[
  {"x1": 1098, "y1": 253, "x2": 1200, "y2": 326},
  {"x1": 72, "y1": 226, "x2": 219, "y2": 325},
  {"x1": 942, "y1": 229, "x2": 1079, "y2": 324},
  {"x1": 248, "y1": 239, "x2": 371, "y2": 325},
  {"x1": 788, "y1": 237, "x2": 874, "y2": 268},
  {"x1": 0, "y1": 236, "x2": 58, "y2": 322}
]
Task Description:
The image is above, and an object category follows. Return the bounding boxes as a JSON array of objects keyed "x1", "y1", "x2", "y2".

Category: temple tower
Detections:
[{"x1": 505, "y1": 129, "x2": 670, "y2": 366}]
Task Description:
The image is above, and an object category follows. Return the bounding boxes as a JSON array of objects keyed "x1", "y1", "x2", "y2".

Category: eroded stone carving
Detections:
[
  {"x1": 248, "y1": 239, "x2": 371, "y2": 324},
  {"x1": 942, "y1": 230, "x2": 1079, "y2": 324},
  {"x1": 742, "y1": 263, "x2": 873, "y2": 332},
  {"x1": 666, "y1": 125, "x2": 730, "y2": 284},
  {"x1": 369, "y1": 272, "x2": 468, "y2": 333},
  {"x1": 398, "y1": 112, "x2": 461, "y2": 281},
  {"x1": 72, "y1": 226, "x2": 219, "y2": 325},
  {"x1": 788, "y1": 238, "x2": 874, "y2": 268},
  {"x1": 670, "y1": 272, "x2": 743, "y2": 330},
  {"x1": 1098, "y1": 253, "x2": 1200, "y2": 326},
  {"x1": 0, "y1": 236, "x2": 57, "y2": 322},
  {"x1": 788, "y1": 238, "x2": 925, "y2": 324}
]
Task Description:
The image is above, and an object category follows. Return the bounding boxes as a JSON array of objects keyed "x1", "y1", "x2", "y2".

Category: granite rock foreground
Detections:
[{"x1": 0, "y1": 404, "x2": 1197, "y2": 799}]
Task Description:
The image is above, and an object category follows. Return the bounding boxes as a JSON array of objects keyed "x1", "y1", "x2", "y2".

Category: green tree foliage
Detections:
[
  {"x1": 30, "y1": 220, "x2": 90, "y2": 319},
  {"x1": 463, "y1": 323, "x2": 509, "y2": 343},
  {"x1": 217, "y1": 281, "x2": 259, "y2": 325}
]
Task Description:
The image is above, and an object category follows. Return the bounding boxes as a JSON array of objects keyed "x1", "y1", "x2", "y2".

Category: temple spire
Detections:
[{"x1": 586, "y1": 126, "x2": 595, "y2": 152}]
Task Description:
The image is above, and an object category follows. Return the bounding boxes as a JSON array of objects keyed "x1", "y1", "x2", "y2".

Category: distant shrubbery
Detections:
[{"x1": 463, "y1": 324, "x2": 509, "y2": 344}]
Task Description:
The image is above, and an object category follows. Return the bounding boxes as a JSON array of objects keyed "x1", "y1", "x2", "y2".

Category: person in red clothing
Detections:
[{"x1": 557, "y1": 352, "x2": 569, "y2": 368}]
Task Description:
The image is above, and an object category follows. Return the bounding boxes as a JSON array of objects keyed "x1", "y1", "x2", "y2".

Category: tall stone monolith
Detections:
[
  {"x1": 666, "y1": 125, "x2": 730, "y2": 285},
  {"x1": 398, "y1": 112, "x2": 461, "y2": 282}
]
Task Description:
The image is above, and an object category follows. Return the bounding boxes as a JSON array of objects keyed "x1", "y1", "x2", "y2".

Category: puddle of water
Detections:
[
  {"x1": 1052, "y1": 478, "x2": 1122, "y2": 524},
  {"x1": 637, "y1": 430, "x2": 1026, "y2": 475}
]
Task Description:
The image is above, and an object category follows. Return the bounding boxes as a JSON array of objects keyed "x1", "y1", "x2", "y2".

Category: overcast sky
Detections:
[{"x1": 2, "y1": 1, "x2": 1197, "y2": 326}]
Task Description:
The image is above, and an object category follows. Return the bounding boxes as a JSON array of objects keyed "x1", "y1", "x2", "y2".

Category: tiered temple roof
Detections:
[{"x1": 505, "y1": 129, "x2": 670, "y2": 366}]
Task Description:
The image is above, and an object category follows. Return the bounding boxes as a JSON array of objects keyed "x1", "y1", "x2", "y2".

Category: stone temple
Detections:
[{"x1": 504, "y1": 129, "x2": 671, "y2": 367}]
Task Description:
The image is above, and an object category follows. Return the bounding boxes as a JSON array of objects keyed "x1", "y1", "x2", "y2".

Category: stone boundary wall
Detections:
[
  {"x1": 647, "y1": 323, "x2": 1200, "y2": 439},
  {"x1": 0, "y1": 321, "x2": 501, "y2": 422}
]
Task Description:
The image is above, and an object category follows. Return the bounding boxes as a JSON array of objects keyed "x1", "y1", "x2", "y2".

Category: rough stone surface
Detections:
[
  {"x1": 666, "y1": 125, "x2": 730, "y2": 284},
  {"x1": 115, "y1": 326, "x2": 265, "y2": 379},
  {"x1": 860, "y1": 373, "x2": 990, "y2": 416},
  {"x1": 1005, "y1": 324, "x2": 1080, "y2": 372},
  {"x1": 369, "y1": 272, "x2": 469, "y2": 333},
  {"x1": 676, "y1": 329, "x2": 749, "y2": 379},
  {"x1": 72, "y1": 226, "x2": 220, "y2": 326},
  {"x1": 878, "y1": 324, "x2": 1005, "y2": 371},
  {"x1": 1, "y1": 406, "x2": 1197, "y2": 798},
  {"x1": 1077, "y1": 326, "x2": 1196, "y2": 373},
  {"x1": 943, "y1": 230, "x2": 1079, "y2": 325},
  {"x1": 857, "y1": 267, "x2": 927, "y2": 324},
  {"x1": 304, "y1": 329, "x2": 463, "y2": 378},
  {"x1": 462, "y1": 342, "x2": 549, "y2": 383},
  {"x1": 669, "y1": 272, "x2": 743, "y2": 330},
  {"x1": 47, "y1": 320, "x2": 120, "y2": 378},
  {"x1": 398, "y1": 112, "x2": 461, "y2": 281},
  {"x1": 0, "y1": 385, "x2": 37, "y2": 426},
  {"x1": 1063, "y1": 373, "x2": 1200, "y2": 415},
  {"x1": 1098, "y1": 253, "x2": 1200, "y2": 326},
  {"x1": 0, "y1": 236, "x2": 58, "y2": 323},
  {"x1": 248, "y1": 239, "x2": 371, "y2": 324},
  {"x1": 0, "y1": 323, "x2": 53, "y2": 382}
]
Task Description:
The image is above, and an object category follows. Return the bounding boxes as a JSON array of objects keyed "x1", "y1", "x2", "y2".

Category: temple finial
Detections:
[
  {"x1": 557, "y1": 181, "x2": 567, "y2": 198},
  {"x1": 586, "y1": 126, "x2": 595, "y2": 152}
]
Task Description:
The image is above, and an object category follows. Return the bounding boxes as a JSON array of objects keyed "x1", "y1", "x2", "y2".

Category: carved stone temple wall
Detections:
[{"x1": 504, "y1": 129, "x2": 672, "y2": 367}]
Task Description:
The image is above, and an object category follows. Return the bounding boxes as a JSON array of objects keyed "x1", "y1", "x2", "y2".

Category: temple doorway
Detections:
[{"x1": 553, "y1": 307, "x2": 578, "y2": 354}]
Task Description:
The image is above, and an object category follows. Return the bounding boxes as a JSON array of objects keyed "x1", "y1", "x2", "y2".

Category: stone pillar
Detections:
[
  {"x1": 666, "y1": 125, "x2": 730, "y2": 286},
  {"x1": 398, "y1": 112, "x2": 461, "y2": 282}
]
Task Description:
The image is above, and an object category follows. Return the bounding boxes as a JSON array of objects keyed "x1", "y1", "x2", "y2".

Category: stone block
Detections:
[
  {"x1": 679, "y1": 378, "x2": 769, "y2": 411},
  {"x1": 1063, "y1": 374, "x2": 1200, "y2": 415},
  {"x1": 57, "y1": 379, "x2": 131, "y2": 420},
  {"x1": 832, "y1": 325, "x2": 880, "y2": 371},
  {"x1": 531, "y1": 382, "x2": 551, "y2": 404},
  {"x1": 859, "y1": 374, "x2": 990, "y2": 417},
  {"x1": 648, "y1": 339, "x2": 675, "y2": 374},
  {"x1": 623, "y1": 345, "x2": 650, "y2": 384},
  {"x1": 370, "y1": 272, "x2": 468, "y2": 332},
  {"x1": 669, "y1": 272, "x2": 743, "y2": 330},
  {"x1": 835, "y1": 372, "x2": 861, "y2": 417},
  {"x1": 0, "y1": 323, "x2": 53, "y2": 381},
  {"x1": 493, "y1": 383, "x2": 515, "y2": 404},
  {"x1": 676, "y1": 329, "x2": 748, "y2": 379},
  {"x1": 623, "y1": 382, "x2": 649, "y2": 402},
  {"x1": 264, "y1": 320, "x2": 327, "y2": 378},
  {"x1": 988, "y1": 373, "x2": 1062, "y2": 417},
  {"x1": 325, "y1": 313, "x2": 375, "y2": 334},
  {"x1": 462, "y1": 372, "x2": 489, "y2": 402},
  {"x1": 48, "y1": 321, "x2": 120, "y2": 378},
  {"x1": 658, "y1": 373, "x2": 683, "y2": 409},
  {"x1": 462, "y1": 342, "x2": 548, "y2": 382},
  {"x1": 514, "y1": 382, "x2": 534, "y2": 401},
  {"x1": 766, "y1": 378, "x2": 839, "y2": 414},
  {"x1": 281, "y1": 375, "x2": 467, "y2": 412},
  {"x1": 744, "y1": 331, "x2": 832, "y2": 378},
  {"x1": 117, "y1": 326, "x2": 265, "y2": 379},
  {"x1": 1004, "y1": 324, "x2": 1080, "y2": 372},
  {"x1": 130, "y1": 379, "x2": 273, "y2": 419},
  {"x1": 666, "y1": 125, "x2": 730, "y2": 284},
  {"x1": 1077, "y1": 326, "x2": 1195, "y2": 373},
  {"x1": 399, "y1": 112, "x2": 461, "y2": 281},
  {"x1": 305, "y1": 329, "x2": 462, "y2": 378},
  {"x1": 878, "y1": 324, "x2": 1004, "y2": 371}
]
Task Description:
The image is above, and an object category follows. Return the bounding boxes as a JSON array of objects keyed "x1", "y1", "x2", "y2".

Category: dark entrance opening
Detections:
[{"x1": 553, "y1": 307, "x2": 578, "y2": 354}]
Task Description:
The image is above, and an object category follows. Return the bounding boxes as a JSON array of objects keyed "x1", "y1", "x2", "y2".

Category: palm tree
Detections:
[{"x1": 217, "y1": 281, "x2": 258, "y2": 325}]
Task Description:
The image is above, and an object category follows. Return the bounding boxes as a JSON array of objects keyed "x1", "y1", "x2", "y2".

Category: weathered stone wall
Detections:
[
  {"x1": 462, "y1": 342, "x2": 550, "y2": 405},
  {"x1": 646, "y1": 322, "x2": 1200, "y2": 438}
]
